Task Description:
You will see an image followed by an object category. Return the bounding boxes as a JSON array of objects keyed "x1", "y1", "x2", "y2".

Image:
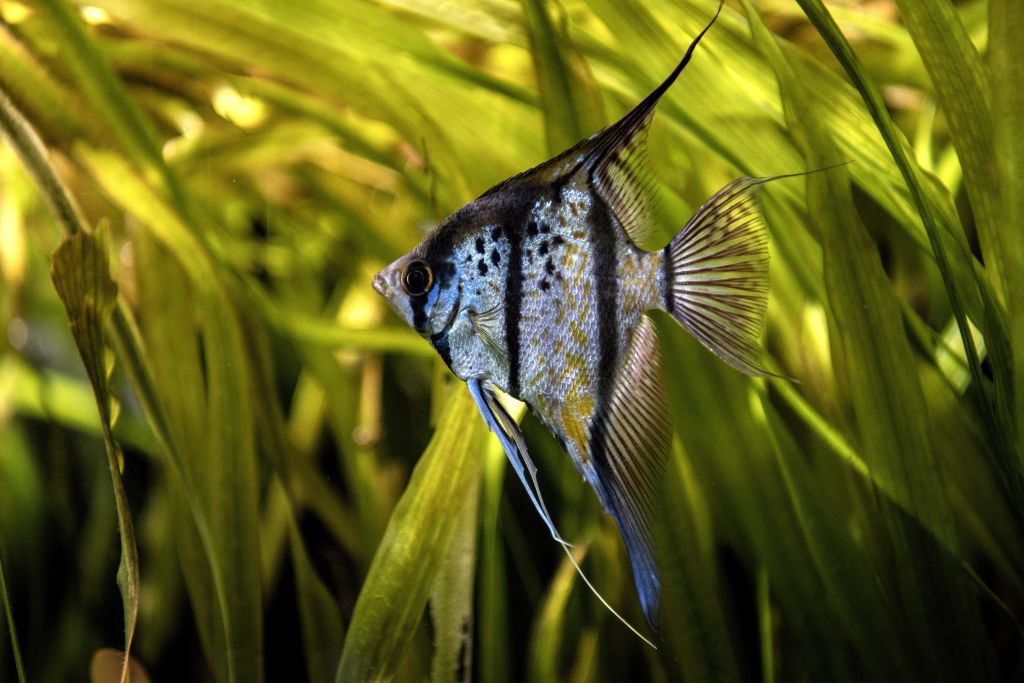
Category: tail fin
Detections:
[{"x1": 661, "y1": 176, "x2": 771, "y2": 376}]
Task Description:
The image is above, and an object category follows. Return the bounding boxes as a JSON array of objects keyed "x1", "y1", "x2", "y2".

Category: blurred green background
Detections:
[{"x1": 1, "y1": 0, "x2": 1022, "y2": 681}]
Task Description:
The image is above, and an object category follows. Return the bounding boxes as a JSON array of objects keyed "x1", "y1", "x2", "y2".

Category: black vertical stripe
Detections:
[
  {"x1": 411, "y1": 295, "x2": 428, "y2": 332},
  {"x1": 587, "y1": 188, "x2": 620, "y2": 470},
  {"x1": 662, "y1": 241, "x2": 675, "y2": 315},
  {"x1": 431, "y1": 331, "x2": 453, "y2": 370},
  {"x1": 505, "y1": 223, "x2": 524, "y2": 396}
]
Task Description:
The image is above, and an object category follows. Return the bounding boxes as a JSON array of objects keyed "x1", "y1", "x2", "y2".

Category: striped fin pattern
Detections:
[
  {"x1": 586, "y1": 316, "x2": 671, "y2": 625},
  {"x1": 480, "y1": 0, "x2": 725, "y2": 252},
  {"x1": 589, "y1": 117, "x2": 657, "y2": 247},
  {"x1": 663, "y1": 176, "x2": 770, "y2": 376}
]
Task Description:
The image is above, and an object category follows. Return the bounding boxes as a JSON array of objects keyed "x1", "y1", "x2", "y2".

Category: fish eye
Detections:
[{"x1": 401, "y1": 260, "x2": 434, "y2": 296}]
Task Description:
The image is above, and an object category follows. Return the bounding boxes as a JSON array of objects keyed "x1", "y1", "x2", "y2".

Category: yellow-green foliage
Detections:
[{"x1": 0, "y1": 0, "x2": 1021, "y2": 681}]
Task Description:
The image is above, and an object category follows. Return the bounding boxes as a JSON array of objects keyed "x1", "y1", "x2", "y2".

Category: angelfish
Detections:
[{"x1": 374, "y1": 2, "x2": 771, "y2": 632}]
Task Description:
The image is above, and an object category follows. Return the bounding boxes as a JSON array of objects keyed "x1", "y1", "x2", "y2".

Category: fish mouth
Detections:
[
  {"x1": 430, "y1": 289, "x2": 462, "y2": 341},
  {"x1": 372, "y1": 270, "x2": 387, "y2": 296}
]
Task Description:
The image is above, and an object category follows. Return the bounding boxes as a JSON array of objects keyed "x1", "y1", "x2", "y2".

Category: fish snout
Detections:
[{"x1": 372, "y1": 270, "x2": 388, "y2": 297}]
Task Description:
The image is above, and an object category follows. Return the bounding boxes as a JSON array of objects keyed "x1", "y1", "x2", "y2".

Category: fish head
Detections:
[
  {"x1": 373, "y1": 246, "x2": 458, "y2": 339},
  {"x1": 374, "y1": 196, "x2": 518, "y2": 381}
]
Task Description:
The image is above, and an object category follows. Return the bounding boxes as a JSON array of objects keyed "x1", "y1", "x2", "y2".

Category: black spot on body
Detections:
[
  {"x1": 491, "y1": 226, "x2": 503, "y2": 241},
  {"x1": 541, "y1": 223, "x2": 551, "y2": 234},
  {"x1": 475, "y1": 237, "x2": 485, "y2": 254},
  {"x1": 539, "y1": 240, "x2": 549, "y2": 256},
  {"x1": 539, "y1": 279, "x2": 550, "y2": 291},
  {"x1": 527, "y1": 221, "x2": 539, "y2": 236},
  {"x1": 552, "y1": 177, "x2": 569, "y2": 203},
  {"x1": 477, "y1": 260, "x2": 488, "y2": 275},
  {"x1": 439, "y1": 260, "x2": 456, "y2": 280},
  {"x1": 553, "y1": 235, "x2": 565, "y2": 247},
  {"x1": 491, "y1": 248, "x2": 500, "y2": 265},
  {"x1": 545, "y1": 259, "x2": 555, "y2": 275}
]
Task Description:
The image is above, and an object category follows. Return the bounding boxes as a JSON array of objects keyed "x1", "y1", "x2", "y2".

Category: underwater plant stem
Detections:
[{"x1": 0, "y1": 550, "x2": 27, "y2": 683}]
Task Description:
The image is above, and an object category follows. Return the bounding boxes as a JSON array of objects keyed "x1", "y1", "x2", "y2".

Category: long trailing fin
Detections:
[
  {"x1": 560, "y1": 544, "x2": 657, "y2": 650},
  {"x1": 465, "y1": 380, "x2": 657, "y2": 648},
  {"x1": 467, "y1": 379, "x2": 569, "y2": 546},
  {"x1": 570, "y1": 317, "x2": 671, "y2": 627},
  {"x1": 662, "y1": 175, "x2": 773, "y2": 376},
  {"x1": 482, "y1": 0, "x2": 725, "y2": 250}
]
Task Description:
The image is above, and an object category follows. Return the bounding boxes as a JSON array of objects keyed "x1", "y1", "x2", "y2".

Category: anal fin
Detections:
[
  {"x1": 467, "y1": 378, "x2": 658, "y2": 647},
  {"x1": 562, "y1": 317, "x2": 672, "y2": 627}
]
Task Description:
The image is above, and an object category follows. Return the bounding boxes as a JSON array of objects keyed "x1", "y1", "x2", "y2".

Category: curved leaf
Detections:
[{"x1": 337, "y1": 386, "x2": 485, "y2": 682}]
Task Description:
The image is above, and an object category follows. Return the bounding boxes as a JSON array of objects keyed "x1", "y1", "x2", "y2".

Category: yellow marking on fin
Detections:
[{"x1": 560, "y1": 406, "x2": 591, "y2": 466}]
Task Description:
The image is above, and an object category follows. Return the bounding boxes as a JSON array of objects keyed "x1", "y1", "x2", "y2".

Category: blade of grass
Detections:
[
  {"x1": 756, "y1": 567, "x2": 773, "y2": 683},
  {"x1": 754, "y1": 3, "x2": 996, "y2": 677},
  {"x1": 0, "y1": 549, "x2": 26, "y2": 683},
  {"x1": 287, "y1": 500, "x2": 345, "y2": 683},
  {"x1": 0, "y1": 25, "x2": 85, "y2": 144},
  {"x1": 528, "y1": 546, "x2": 585, "y2": 683},
  {"x1": 90, "y1": 0, "x2": 542, "y2": 207},
  {"x1": 792, "y1": 0, "x2": 1012, "y2": 499},
  {"x1": 35, "y1": 0, "x2": 185, "y2": 210},
  {"x1": 130, "y1": 230, "x2": 264, "y2": 683},
  {"x1": 895, "y1": 0, "x2": 1023, "y2": 516},
  {"x1": 0, "y1": 86, "x2": 150, "y2": 683},
  {"x1": 6, "y1": 358, "x2": 156, "y2": 454},
  {"x1": 891, "y1": 0, "x2": 1001, "y2": 294},
  {"x1": 990, "y1": 0, "x2": 1024, "y2": 479},
  {"x1": 0, "y1": 90, "x2": 88, "y2": 235},
  {"x1": 654, "y1": 442, "x2": 740, "y2": 682},
  {"x1": 656, "y1": 316, "x2": 855, "y2": 681},
  {"x1": 520, "y1": 0, "x2": 605, "y2": 153},
  {"x1": 429, "y1": 473, "x2": 480, "y2": 683},
  {"x1": 476, "y1": 438, "x2": 511, "y2": 683},
  {"x1": 3, "y1": 76, "x2": 268, "y2": 682},
  {"x1": 51, "y1": 228, "x2": 140, "y2": 683},
  {"x1": 336, "y1": 385, "x2": 485, "y2": 682}
]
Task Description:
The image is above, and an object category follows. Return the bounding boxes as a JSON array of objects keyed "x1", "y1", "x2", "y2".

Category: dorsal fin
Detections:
[{"x1": 485, "y1": 0, "x2": 724, "y2": 249}]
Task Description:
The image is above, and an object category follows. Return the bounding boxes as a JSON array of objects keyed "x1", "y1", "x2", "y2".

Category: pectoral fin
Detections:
[{"x1": 469, "y1": 305, "x2": 507, "y2": 368}]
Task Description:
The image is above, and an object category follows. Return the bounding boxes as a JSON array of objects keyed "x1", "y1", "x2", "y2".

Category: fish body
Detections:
[{"x1": 373, "y1": 1, "x2": 769, "y2": 627}]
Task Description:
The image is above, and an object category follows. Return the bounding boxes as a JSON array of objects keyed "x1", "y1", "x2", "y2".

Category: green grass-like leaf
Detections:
[
  {"x1": 1, "y1": 1, "x2": 1022, "y2": 680},
  {"x1": 0, "y1": 549, "x2": 26, "y2": 683},
  {"x1": 337, "y1": 386, "x2": 485, "y2": 681}
]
